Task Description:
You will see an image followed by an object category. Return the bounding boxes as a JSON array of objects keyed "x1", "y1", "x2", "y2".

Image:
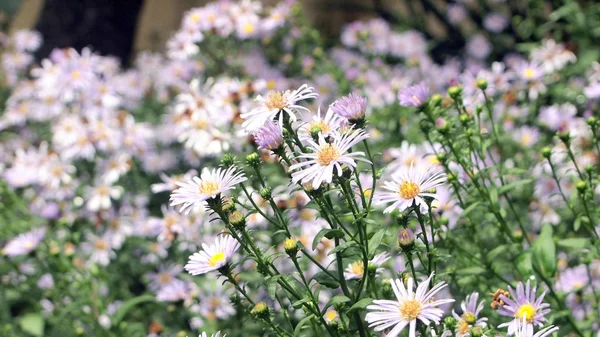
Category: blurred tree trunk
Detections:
[{"x1": 34, "y1": 0, "x2": 143, "y2": 65}]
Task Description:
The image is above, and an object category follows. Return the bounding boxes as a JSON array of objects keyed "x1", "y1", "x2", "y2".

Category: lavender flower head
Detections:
[
  {"x1": 2, "y1": 227, "x2": 46, "y2": 257},
  {"x1": 497, "y1": 280, "x2": 551, "y2": 336},
  {"x1": 452, "y1": 292, "x2": 488, "y2": 336},
  {"x1": 254, "y1": 120, "x2": 284, "y2": 151},
  {"x1": 330, "y1": 93, "x2": 367, "y2": 121},
  {"x1": 398, "y1": 82, "x2": 430, "y2": 107}
]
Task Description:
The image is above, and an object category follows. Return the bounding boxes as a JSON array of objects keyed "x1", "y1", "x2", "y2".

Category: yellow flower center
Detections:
[
  {"x1": 193, "y1": 119, "x2": 208, "y2": 130},
  {"x1": 523, "y1": 68, "x2": 535, "y2": 79},
  {"x1": 190, "y1": 13, "x2": 201, "y2": 22},
  {"x1": 399, "y1": 299, "x2": 422, "y2": 320},
  {"x1": 363, "y1": 189, "x2": 372, "y2": 199},
  {"x1": 71, "y1": 70, "x2": 81, "y2": 79},
  {"x1": 265, "y1": 91, "x2": 286, "y2": 110},
  {"x1": 398, "y1": 181, "x2": 420, "y2": 200},
  {"x1": 97, "y1": 186, "x2": 110, "y2": 196},
  {"x1": 310, "y1": 120, "x2": 331, "y2": 134},
  {"x1": 298, "y1": 209, "x2": 314, "y2": 221},
  {"x1": 208, "y1": 251, "x2": 226, "y2": 267},
  {"x1": 95, "y1": 239, "x2": 107, "y2": 250},
  {"x1": 458, "y1": 319, "x2": 470, "y2": 334},
  {"x1": 198, "y1": 180, "x2": 220, "y2": 196},
  {"x1": 158, "y1": 273, "x2": 172, "y2": 284},
  {"x1": 317, "y1": 143, "x2": 340, "y2": 166},
  {"x1": 350, "y1": 261, "x2": 364, "y2": 277},
  {"x1": 109, "y1": 220, "x2": 120, "y2": 230},
  {"x1": 515, "y1": 303, "x2": 536, "y2": 323},
  {"x1": 243, "y1": 23, "x2": 255, "y2": 34},
  {"x1": 463, "y1": 312, "x2": 476, "y2": 324},
  {"x1": 325, "y1": 310, "x2": 338, "y2": 322}
]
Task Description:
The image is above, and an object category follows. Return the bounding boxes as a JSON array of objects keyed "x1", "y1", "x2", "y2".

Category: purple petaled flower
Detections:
[
  {"x1": 497, "y1": 280, "x2": 551, "y2": 336},
  {"x1": 330, "y1": 93, "x2": 367, "y2": 120},
  {"x1": 2, "y1": 227, "x2": 46, "y2": 257},
  {"x1": 452, "y1": 292, "x2": 488, "y2": 337},
  {"x1": 397, "y1": 82, "x2": 430, "y2": 107},
  {"x1": 254, "y1": 120, "x2": 284, "y2": 151}
]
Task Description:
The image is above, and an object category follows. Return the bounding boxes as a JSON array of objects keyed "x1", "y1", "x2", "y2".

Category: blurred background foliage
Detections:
[{"x1": 3, "y1": 0, "x2": 600, "y2": 65}]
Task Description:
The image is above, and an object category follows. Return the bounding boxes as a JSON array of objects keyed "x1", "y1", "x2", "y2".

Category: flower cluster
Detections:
[{"x1": 1, "y1": 0, "x2": 600, "y2": 336}]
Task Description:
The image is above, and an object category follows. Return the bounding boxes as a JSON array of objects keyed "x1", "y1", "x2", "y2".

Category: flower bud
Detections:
[
  {"x1": 245, "y1": 152, "x2": 261, "y2": 167},
  {"x1": 435, "y1": 118, "x2": 449, "y2": 133},
  {"x1": 475, "y1": 104, "x2": 483, "y2": 114},
  {"x1": 221, "y1": 153, "x2": 236, "y2": 167},
  {"x1": 448, "y1": 85, "x2": 462, "y2": 99},
  {"x1": 443, "y1": 316, "x2": 457, "y2": 330},
  {"x1": 459, "y1": 113, "x2": 471, "y2": 125},
  {"x1": 471, "y1": 326, "x2": 484, "y2": 337},
  {"x1": 229, "y1": 211, "x2": 246, "y2": 230},
  {"x1": 436, "y1": 153, "x2": 447, "y2": 164},
  {"x1": 587, "y1": 116, "x2": 597, "y2": 127},
  {"x1": 541, "y1": 147, "x2": 552, "y2": 159},
  {"x1": 430, "y1": 94, "x2": 442, "y2": 106},
  {"x1": 251, "y1": 302, "x2": 270, "y2": 320},
  {"x1": 447, "y1": 172, "x2": 456, "y2": 182},
  {"x1": 260, "y1": 187, "x2": 272, "y2": 201},
  {"x1": 576, "y1": 181, "x2": 587, "y2": 194},
  {"x1": 476, "y1": 79, "x2": 488, "y2": 90},
  {"x1": 219, "y1": 196, "x2": 233, "y2": 214},
  {"x1": 283, "y1": 238, "x2": 299, "y2": 256},
  {"x1": 557, "y1": 131, "x2": 571, "y2": 144},
  {"x1": 381, "y1": 279, "x2": 393, "y2": 298},
  {"x1": 398, "y1": 228, "x2": 415, "y2": 251}
]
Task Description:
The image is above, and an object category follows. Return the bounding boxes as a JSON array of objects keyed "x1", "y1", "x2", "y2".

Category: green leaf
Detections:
[
  {"x1": 112, "y1": 294, "x2": 155, "y2": 325},
  {"x1": 348, "y1": 298, "x2": 373, "y2": 313},
  {"x1": 532, "y1": 224, "x2": 557, "y2": 278},
  {"x1": 312, "y1": 229, "x2": 345, "y2": 250},
  {"x1": 368, "y1": 228, "x2": 387, "y2": 258},
  {"x1": 294, "y1": 314, "x2": 315, "y2": 336},
  {"x1": 19, "y1": 313, "x2": 44, "y2": 337},
  {"x1": 327, "y1": 240, "x2": 359, "y2": 257},
  {"x1": 456, "y1": 266, "x2": 486, "y2": 275},
  {"x1": 312, "y1": 271, "x2": 340, "y2": 288},
  {"x1": 327, "y1": 295, "x2": 351, "y2": 308},
  {"x1": 324, "y1": 229, "x2": 345, "y2": 240},
  {"x1": 489, "y1": 188, "x2": 498, "y2": 206},
  {"x1": 265, "y1": 275, "x2": 281, "y2": 300},
  {"x1": 498, "y1": 179, "x2": 533, "y2": 194},
  {"x1": 292, "y1": 297, "x2": 312, "y2": 309},
  {"x1": 557, "y1": 238, "x2": 590, "y2": 250},
  {"x1": 516, "y1": 251, "x2": 533, "y2": 276},
  {"x1": 459, "y1": 201, "x2": 482, "y2": 219},
  {"x1": 487, "y1": 244, "x2": 509, "y2": 261}
]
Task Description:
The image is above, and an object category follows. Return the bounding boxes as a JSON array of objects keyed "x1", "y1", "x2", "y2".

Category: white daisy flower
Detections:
[
  {"x1": 185, "y1": 234, "x2": 240, "y2": 275},
  {"x1": 344, "y1": 252, "x2": 390, "y2": 280},
  {"x1": 374, "y1": 163, "x2": 446, "y2": 213},
  {"x1": 298, "y1": 106, "x2": 343, "y2": 141},
  {"x1": 241, "y1": 84, "x2": 318, "y2": 132},
  {"x1": 290, "y1": 129, "x2": 370, "y2": 189},
  {"x1": 513, "y1": 314, "x2": 558, "y2": 337},
  {"x1": 170, "y1": 167, "x2": 247, "y2": 214},
  {"x1": 86, "y1": 183, "x2": 124, "y2": 212},
  {"x1": 365, "y1": 273, "x2": 454, "y2": 337}
]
